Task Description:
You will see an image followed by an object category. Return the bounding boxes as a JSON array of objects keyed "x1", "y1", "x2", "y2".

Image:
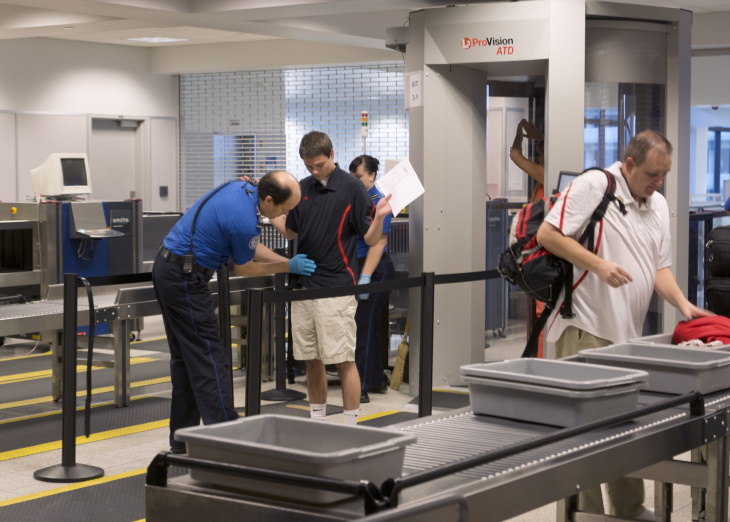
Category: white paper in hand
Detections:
[{"x1": 375, "y1": 159, "x2": 425, "y2": 216}]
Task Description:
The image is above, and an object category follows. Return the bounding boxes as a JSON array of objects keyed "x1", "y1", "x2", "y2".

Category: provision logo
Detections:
[{"x1": 461, "y1": 36, "x2": 515, "y2": 55}]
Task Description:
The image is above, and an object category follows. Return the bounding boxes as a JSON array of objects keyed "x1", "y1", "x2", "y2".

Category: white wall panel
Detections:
[
  {"x1": 150, "y1": 117, "x2": 178, "y2": 212},
  {"x1": 0, "y1": 39, "x2": 176, "y2": 117},
  {"x1": 15, "y1": 113, "x2": 88, "y2": 201},
  {"x1": 0, "y1": 112, "x2": 15, "y2": 202}
]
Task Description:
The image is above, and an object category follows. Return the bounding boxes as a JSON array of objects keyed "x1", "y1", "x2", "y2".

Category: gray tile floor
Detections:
[{"x1": 0, "y1": 318, "x2": 706, "y2": 520}]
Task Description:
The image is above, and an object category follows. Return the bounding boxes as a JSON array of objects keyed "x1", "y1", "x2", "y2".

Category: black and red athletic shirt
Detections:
[{"x1": 286, "y1": 166, "x2": 372, "y2": 289}]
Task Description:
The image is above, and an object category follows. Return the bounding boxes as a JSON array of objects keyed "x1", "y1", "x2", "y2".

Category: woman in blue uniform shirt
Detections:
[{"x1": 350, "y1": 155, "x2": 395, "y2": 403}]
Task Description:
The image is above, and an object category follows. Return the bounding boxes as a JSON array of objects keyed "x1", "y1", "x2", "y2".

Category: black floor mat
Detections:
[
  {"x1": 237, "y1": 400, "x2": 343, "y2": 417},
  {"x1": 0, "y1": 472, "x2": 148, "y2": 522},
  {"x1": 0, "y1": 396, "x2": 172, "y2": 453},
  {"x1": 0, "y1": 358, "x2": 170, "y2": 408}
]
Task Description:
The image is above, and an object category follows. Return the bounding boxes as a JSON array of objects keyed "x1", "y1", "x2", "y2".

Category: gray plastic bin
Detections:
[
  {"x1": 629, "y1": 333, "x2": 674, "y2": 345},
  {"x1": 630, "y1": 332, "x2": 730, "y2": 351},
  {"x1": 580, "y1": 343, "x2": 730, "y2": 394},
  {"x1": 461, "y1": 359, "x2": 648, "y2": 390},
  {"x1": 174, "y1": 414, "x2": 417, "y2": 504},
  {"x1": 460, "y1": 359, "x2": 647, "y2": 427}
]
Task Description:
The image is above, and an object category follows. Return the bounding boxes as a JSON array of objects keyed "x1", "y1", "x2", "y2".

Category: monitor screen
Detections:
[
  {"x1": 31, "y1": 153, "x2": 92, "y2": 199},
  {"x1": 556, "y1": 171, "x2": 581, "y2": 193},
  {"x1": 61, "y1": 158, "x2": 88, "y2": 187}
]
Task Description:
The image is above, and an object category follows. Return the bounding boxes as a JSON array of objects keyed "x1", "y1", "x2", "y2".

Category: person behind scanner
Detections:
[
  {"x1": 509, "y1": 118, "x2": 548, "y2": 356},
  {"x1": 153, "y1": 170, "x2": 316, "y2": 454},
  {"x1": 349, "y1": 154, "x2": 395, "y2": 404},
  {"x1": 509, "y1": 118, "x2": 545, "y2": 202},
  {"x1": 536, "y1": 129, "x2": 711, "y2": 519}
]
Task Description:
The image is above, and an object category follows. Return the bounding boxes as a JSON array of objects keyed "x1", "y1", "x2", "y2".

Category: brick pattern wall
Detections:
[
  {"x1": 284, "y1": 63, "x2": 408, "y2": 179},
  {"x1": 179, "y1": 63, "x2": 408, "y2": 210}
]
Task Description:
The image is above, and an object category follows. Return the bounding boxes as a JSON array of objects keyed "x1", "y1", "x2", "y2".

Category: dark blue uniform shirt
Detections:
[
  {"x1": 356, "y1": 185, "x2": 392, "y2": 259},
  {"x1": 163, "y1": 181, "x2": 260, "y2": 270}
]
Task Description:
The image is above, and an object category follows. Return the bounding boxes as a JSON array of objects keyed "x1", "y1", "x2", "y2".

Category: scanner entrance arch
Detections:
[{"x1": 403, "y1": 1, "x2": 690, "y2": 390}]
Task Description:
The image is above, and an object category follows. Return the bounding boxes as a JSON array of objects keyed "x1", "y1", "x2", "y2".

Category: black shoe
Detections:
[
  {"x1": 371, "y1": 384, "x2": 388, "y2": 394},
  {"x1": 170, "y1": 442, "x2": 187, "y2": 454},
  {"x1": 360, "y1": 391, "x2": 370, "y2": 403}
]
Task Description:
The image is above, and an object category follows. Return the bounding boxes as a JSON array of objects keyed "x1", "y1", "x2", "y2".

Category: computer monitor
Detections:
[
  {"x1": 556, "y1": 171, "x2": 581, "y2": 193},
  {"x1": 723, "y1": 179, "x2": 730, "y2": 204},
  {"x1": 31, "y1": 153, "x2": 92, "y2": 200}
]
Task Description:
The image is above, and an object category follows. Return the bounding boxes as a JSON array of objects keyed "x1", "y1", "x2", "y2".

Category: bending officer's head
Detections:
[{"x1": 257, "y1": 170, "x2": 301, "y2": 219}]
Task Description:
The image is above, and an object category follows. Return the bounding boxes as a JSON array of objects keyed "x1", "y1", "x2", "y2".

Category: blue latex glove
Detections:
[
  {"x1": 288, "y1": 254, "x2": 316, "y2": 276},
  {"x1": 357, "y1": 273, "x2": 372, "y2": 300}
]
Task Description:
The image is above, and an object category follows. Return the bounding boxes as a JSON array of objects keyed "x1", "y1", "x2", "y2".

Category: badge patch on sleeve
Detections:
[{"x1": 249, "y1": 235, "x2": 260, "y2": 250}]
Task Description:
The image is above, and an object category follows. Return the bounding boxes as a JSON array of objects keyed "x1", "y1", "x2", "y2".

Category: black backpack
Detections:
[
  {"x1": 706, "y1": 226, "x2": 730, "y2": 278},
  {"x1": 497, "y1": 168, "x2": 627, "y2": 357}
]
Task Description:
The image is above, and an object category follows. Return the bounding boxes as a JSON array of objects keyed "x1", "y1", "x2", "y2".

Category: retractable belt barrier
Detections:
[
  {"x1": 35, "y1": 267, "x2": 501, "y2": 482},
  {"x1": 243, "y1": 269, "x2": 500, "y2": 417}
]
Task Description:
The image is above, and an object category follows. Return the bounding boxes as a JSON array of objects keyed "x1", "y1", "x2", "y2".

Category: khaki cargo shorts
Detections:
[{"x1": 290, "y1": 295, "x2": 357, "y2": 365}]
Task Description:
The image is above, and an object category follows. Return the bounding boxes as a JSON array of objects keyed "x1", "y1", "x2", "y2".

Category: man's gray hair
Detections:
[{"x1": 623, "y1": 130, "x2": 673, "y2": 166}]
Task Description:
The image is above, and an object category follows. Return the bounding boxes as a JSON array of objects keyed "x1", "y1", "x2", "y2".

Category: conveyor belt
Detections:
[
  {"x1": 0, "y1": 288, "x2": 119, "y2": 337},
  {"x1": 398, "y1": 406, "x2": 683, "y2": 479},
  {"x1": 145, "y1": 391, "x2": 730, "y2": 522}
]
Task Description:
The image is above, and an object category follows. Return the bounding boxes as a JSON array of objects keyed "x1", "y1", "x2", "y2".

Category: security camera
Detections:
[{"x1": 712, "y1": 106, "x2": 719, "y2": 111}]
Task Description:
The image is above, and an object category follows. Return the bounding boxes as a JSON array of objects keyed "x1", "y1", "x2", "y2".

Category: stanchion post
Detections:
[
  {"x1": 217, "y1": 264, "x2": 232, "y2": 401},
  {"x1": 274, "y1": 273, "x2": 286, "y2": 389},
  {"x1": 34, "y1": 273, "x2": 103, "y2": 483},
  {"x1": 245, "y1": 288, "x2": 264, "y2": 416},
  {"x1": 418, "y1": 272, "x2": 435, "y2": 418},
  {"x1": 261, "y1": 274, "x2": 305, "y2": 401}
]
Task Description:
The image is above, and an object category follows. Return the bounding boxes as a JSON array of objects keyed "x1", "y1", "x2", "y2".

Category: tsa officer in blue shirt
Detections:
[{"x1": 153, "y1": 170, "x2": 316, "y2": 453}]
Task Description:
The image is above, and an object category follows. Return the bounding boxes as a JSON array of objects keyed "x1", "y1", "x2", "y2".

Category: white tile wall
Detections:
[{"x1": 179, "y1": 62, "x2": 408, "y2": 210}]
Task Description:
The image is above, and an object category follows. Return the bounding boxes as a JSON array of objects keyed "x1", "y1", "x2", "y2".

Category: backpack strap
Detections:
[
  {"x1": 521, "y1": 302, "x2": 554, "y2": 358},
  {"x1": 558, "y1": 168, "x2": 626, "y2": 319}
]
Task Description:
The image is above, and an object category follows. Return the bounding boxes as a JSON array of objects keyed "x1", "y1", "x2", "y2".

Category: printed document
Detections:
[{"x1": 376, "y1": 159, "x2": 425, "y2": 216}]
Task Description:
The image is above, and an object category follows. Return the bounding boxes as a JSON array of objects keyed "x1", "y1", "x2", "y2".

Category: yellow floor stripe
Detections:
[
  {"x1": 285, "y1": 404, "x2": 310, "y2": 411},
  {"x1": 0, "y1": 357, "x2": 157, "y2": 386},
  {"x1": 0, "y1": 468, "x2": 147, "y2": 507},
  {"x1": 358, "y1": 410, "x2": 402, "y2": 422},
  {"x1": 0, "y1": 376, "x2": 171, "y2": 410},
  {"x1": 132, "y1": 335, "x2": 166, "y2": 344},
  {"x1": 433, "y1": 388, "x2": 469, "y2": 395},
  {"x1": 0, "y1": 419, "x2": 168, "y2": 462},
  {"x1": 0, "y1": 352, "x2": 50, "y2": 363}
]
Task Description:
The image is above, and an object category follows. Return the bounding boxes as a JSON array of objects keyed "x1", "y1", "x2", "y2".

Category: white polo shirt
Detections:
[{"x1": 544, "y1": 162, "x2": 672, "y2": 344}]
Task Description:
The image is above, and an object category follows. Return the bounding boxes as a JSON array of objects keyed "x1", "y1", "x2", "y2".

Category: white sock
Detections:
[
  {"x1": 343, "y1": 408, "x2": 359, "y2": 425},
  {"x1": 310, "y1": 403, "x2": 326, "y2": 418}
]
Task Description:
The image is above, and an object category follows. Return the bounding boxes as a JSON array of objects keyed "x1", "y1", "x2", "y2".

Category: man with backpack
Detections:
[{"x1": 536, "y1": 129, "x2": 711, "y2": 519}]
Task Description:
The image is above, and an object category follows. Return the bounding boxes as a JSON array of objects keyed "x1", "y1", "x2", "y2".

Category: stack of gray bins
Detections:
[{"x1": 460, "y1": 359, "x2": 648, "y2": 427}]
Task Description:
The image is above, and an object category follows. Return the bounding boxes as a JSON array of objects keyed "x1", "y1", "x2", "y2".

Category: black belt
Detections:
[{"x1": 158, "y1": 247, "x2": 216, "y2": 278}]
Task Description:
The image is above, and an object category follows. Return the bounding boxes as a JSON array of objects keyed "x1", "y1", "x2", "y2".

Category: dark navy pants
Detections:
[
  {"x1": 355, "y1": 253, "x2": 395, "y2": 393},
  {"x1": 152, "y1": 253, "x2": 237, "y2": 445}
]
